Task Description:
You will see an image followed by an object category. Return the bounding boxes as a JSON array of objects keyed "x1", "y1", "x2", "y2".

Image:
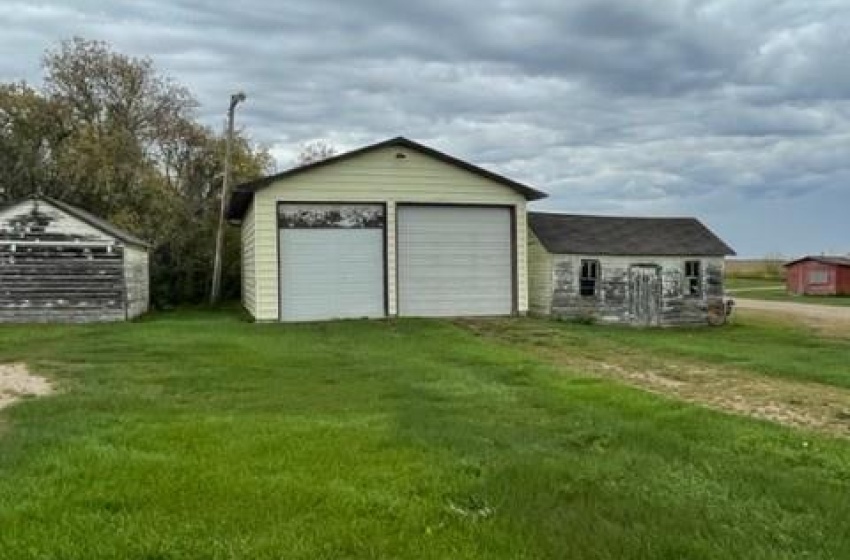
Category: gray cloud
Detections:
[{"x1": 0, "y1": 0, "x2": 848, "y2": 256}]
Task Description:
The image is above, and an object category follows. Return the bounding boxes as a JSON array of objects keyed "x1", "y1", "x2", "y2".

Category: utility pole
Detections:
[{"x1": 211, "y1": 91, "x2": 246, "y2": 304}]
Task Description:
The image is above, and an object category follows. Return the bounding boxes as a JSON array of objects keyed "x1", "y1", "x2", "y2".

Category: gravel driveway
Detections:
[{"x1": 735, "y1": 298, "x2": 850, "y2": 326}]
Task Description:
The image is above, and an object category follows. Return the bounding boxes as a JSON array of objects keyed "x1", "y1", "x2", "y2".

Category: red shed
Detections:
[{"x1": 784, "y1": 256, "x2": 850, "y2": 296}]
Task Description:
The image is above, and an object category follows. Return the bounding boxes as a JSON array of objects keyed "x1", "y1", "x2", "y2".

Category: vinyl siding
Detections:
[
  {"x1": 241, "y1": 203, "x2": 257, "y2": 317},
  {"x1": 250, "y1": 145, "x2": 528, "y2": 320},
  {"x1": 527, "y1": 230, "x2": 553, "y2": 315}
]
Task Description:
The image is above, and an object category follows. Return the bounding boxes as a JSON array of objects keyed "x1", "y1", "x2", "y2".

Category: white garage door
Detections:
[
  {"x1": 397, "y1": 205, "x2": 513, "y2": 317},
  {"x1": 279, "y1": 204, "x2": 384, "y2": 321}
]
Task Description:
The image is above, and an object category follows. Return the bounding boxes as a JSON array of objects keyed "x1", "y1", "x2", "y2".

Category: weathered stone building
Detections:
[{"x1": 528, "y1": 212, "x2": 735, "y2": 326}]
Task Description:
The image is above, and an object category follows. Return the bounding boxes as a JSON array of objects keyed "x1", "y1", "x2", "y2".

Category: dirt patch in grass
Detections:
[
  {"x1": 0, "y1": 363, "x2": 53, "y2": 411},
  {"x1": 459, "y1": 319, "x2": 850, "y2": 438},
  {"x1": 585, "y1": 357, "x2": 850, "y2": 436},
  {"x1": 734, "y1": 300, "x2": 850, "y2": 336}
]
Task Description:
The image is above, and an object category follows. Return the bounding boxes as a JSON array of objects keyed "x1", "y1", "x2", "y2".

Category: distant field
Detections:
[
  {"x1": 725, "y1": 277, "x2": 785, "y2": 291},
  {"x1": 725, "y1": 259, "x2": 786, "y2": 280}
]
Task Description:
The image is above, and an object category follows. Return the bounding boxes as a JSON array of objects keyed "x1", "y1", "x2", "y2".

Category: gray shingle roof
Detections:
[{"x1": 529, "y1": 212, "x2": 735, "y2": 256}]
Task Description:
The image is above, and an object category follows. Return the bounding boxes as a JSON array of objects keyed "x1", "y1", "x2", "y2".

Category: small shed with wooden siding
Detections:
[
  {"x1": 528, "y1": 212, "x2": 735, "y2": 326},
  {"x1": 784, "y1": 256, "x2": 850, "y2": 296},
  {"x1": 0, "y1": 196, "x2": 150, "y2": 323},
  {"x1": 227, "y1": 136, "x2": 547, "y2": 322}
]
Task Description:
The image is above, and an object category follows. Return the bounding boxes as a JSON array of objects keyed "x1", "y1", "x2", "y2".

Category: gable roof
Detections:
[
  {"x1": 36, "y1": 196, "x2": 150, "y2": 248},
  {"x1": 529, "y1": 212, "x2": 736, "y2": 257},
  {"x1": 226, "y1": 136, "x2": 548, "y2": 222},
  {"x1": 784, "y1": 256, "x2": 850, "y2": 268}
]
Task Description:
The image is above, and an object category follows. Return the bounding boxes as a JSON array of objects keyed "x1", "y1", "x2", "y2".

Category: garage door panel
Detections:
[
  {"x1": 398, "y1": 206, "x2": 513, "y2": 317},
  {"x1": 279, "y1": 203, "x2": 385, "y2": 322}
]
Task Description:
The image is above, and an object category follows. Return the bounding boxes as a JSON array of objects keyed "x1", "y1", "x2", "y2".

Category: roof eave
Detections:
[
  {"x1": 784, "y1": 256, "x2": 850, "y2": 268},
  {"x1": 35, "y1": 195, "x2": 152, "y2": 249},
  {"x1": 225, "y1": 136, "x2": 548, "y2": 220},
  {"x1": 543, "y1": 250, "x2": 735, "y2": 257}
]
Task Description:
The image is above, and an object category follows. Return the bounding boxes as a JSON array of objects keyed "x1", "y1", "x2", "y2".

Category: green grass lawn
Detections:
[
  {"x1": 725, "y1": 277, "x2": 785, "y2": 291},
  {"x1": 1, "y1": 311, "x2": 850, "y2": 559}
]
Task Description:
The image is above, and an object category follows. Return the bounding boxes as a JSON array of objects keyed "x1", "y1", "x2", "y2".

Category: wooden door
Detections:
[{"x1": 629, "y1": 265, "x2": 662, "y2": 326}]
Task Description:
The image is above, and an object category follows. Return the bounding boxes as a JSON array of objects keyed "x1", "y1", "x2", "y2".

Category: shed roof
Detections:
[
  {"x1": 226, "y1": 136, "x2": 548, "y2": 222},
  {"x1": 528, "y1": 212, "x2": 735, "y2": 256},
  {"x1": 39, "y1": 196, "x2": 150, "y2": 248},
  {"x1": 784, "y1": 256, "x2": 850, "y2": 268}
]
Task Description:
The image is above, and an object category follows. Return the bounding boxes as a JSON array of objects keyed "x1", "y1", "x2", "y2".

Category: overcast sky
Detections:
[{"x1": 2, "y1": 1, "x2": 848, "y2": 257}]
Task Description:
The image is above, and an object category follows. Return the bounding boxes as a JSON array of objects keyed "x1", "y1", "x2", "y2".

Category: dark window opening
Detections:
[
  {"x1": 685, "y1": 260, "x2": 702, "y2": 296},
  {"x1": 580, "y1": 259, "x2": 599, "y2": 297}
]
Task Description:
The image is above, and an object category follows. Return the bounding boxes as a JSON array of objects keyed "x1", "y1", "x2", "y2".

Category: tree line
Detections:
[{"x1": 0, "y1": 38, "x2": 274, "y2": 306}]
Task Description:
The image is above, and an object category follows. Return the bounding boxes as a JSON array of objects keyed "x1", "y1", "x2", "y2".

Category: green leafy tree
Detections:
[
  {"x1": 0, "y1": 82, "x2": 71, "y2": 198},
  {"x1": 0, "y1": 38, "x2": 273, "y2": 306}
]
